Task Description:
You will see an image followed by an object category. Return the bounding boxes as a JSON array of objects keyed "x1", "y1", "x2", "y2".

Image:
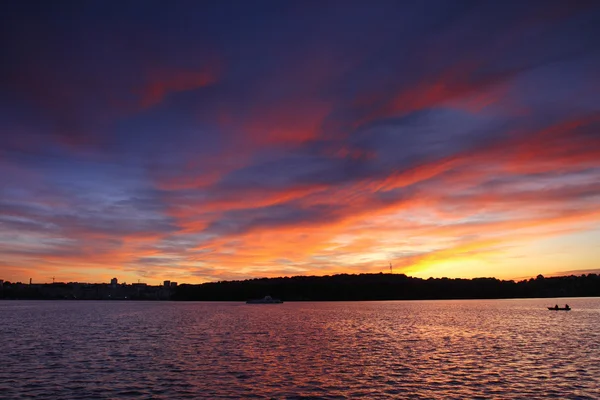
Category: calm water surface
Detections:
[{"x1": 1, "y1": 298, "x2": 599, "y2": 399}]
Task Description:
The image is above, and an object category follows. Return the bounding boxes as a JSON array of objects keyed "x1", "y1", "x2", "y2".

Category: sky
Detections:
[{"x1": 1, "y1": 0, "x2": 599, "y2": 284}]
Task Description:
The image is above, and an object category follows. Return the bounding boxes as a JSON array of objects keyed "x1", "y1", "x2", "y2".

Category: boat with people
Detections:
[
  {"x1": 246, "y1": 295, "x2": 283, "y2": 304},
  {"x1": 548, "y1": 304, "x2": 571, "y2": 311}
]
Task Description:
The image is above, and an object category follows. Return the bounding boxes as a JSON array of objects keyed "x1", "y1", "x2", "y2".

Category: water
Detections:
[{"x1": 1, "y1": 298, "x2": 599, "y2": 399}]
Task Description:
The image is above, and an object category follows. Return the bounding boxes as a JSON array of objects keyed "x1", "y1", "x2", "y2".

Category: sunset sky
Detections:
[{"x1": 1, "y1": 0, "x2": 599, "y2": 284}]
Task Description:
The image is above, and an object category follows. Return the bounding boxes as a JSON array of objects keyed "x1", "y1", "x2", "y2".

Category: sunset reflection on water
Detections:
[{"x1": 1, "y1": 299, "x2": 599, "y2": 399}]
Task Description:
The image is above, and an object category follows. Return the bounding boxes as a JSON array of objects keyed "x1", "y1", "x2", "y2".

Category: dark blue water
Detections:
[{"x1": 1, "y1": 298, "x2": 599, "y2": 399}]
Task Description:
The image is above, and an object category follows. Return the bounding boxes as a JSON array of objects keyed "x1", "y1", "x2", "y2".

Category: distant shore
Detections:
[{"x1": 2, "y1": 273, "x2": 598, "y2": 301}]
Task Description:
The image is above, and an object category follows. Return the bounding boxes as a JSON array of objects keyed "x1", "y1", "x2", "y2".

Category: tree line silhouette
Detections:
[
  {"x1": 2, "y1": 273, "x2": 598, "y2": 301},
  {"x1": 171, "y1": 273, "x2": 600, "y2": 301}
]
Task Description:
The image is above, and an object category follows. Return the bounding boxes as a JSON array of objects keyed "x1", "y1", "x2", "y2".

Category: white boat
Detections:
[{"x1": 246, "y1": 295, "x2": 283, "y2": 304}]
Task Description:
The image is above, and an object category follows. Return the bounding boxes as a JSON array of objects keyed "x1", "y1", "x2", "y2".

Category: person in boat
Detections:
[
  {"x1": 565, "y1": 304, "x2": 570, "y2": 310},
  {"x1": 554, "y1": 304, "x2": 559, "y2": 310}
]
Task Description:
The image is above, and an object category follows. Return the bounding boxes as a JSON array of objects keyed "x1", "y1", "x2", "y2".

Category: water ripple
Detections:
[{"x1": 1, "y1": 298, "x2": 599, "y2": 399}]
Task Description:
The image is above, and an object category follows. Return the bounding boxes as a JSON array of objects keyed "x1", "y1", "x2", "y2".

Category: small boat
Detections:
[
  {"x1": 548, "y1": 306, "x2": 571, "y2": 311},
  {"x1": 246, "y1": 295, "x2": 283, "y2": 304}
]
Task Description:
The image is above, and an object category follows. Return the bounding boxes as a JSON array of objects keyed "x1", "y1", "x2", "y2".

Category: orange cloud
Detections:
[{"x1": 150, "y1": 115, "x2": 600, "y2": 282}]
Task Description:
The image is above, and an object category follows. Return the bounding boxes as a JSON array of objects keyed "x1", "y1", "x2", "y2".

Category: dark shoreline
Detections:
[
  {"x1": 3, "y1": 273, "x2": 598, "y2": 301},
  {"x1": 1, "y1": 296, "x2": 599, "y2": 302}
]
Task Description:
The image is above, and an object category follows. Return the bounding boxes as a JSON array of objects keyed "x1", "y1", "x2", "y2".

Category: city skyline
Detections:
[{"x1": 1, "y1": 1, "x2": 600, "y2": 285}]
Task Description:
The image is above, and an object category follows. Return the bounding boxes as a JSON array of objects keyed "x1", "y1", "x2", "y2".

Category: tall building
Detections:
[
  {"x1": 163, "y1": 280, "x2": 171, "y2": 288},
  {"x1": 110, "y1": 277, "x2": 118, "y2": 288}
]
